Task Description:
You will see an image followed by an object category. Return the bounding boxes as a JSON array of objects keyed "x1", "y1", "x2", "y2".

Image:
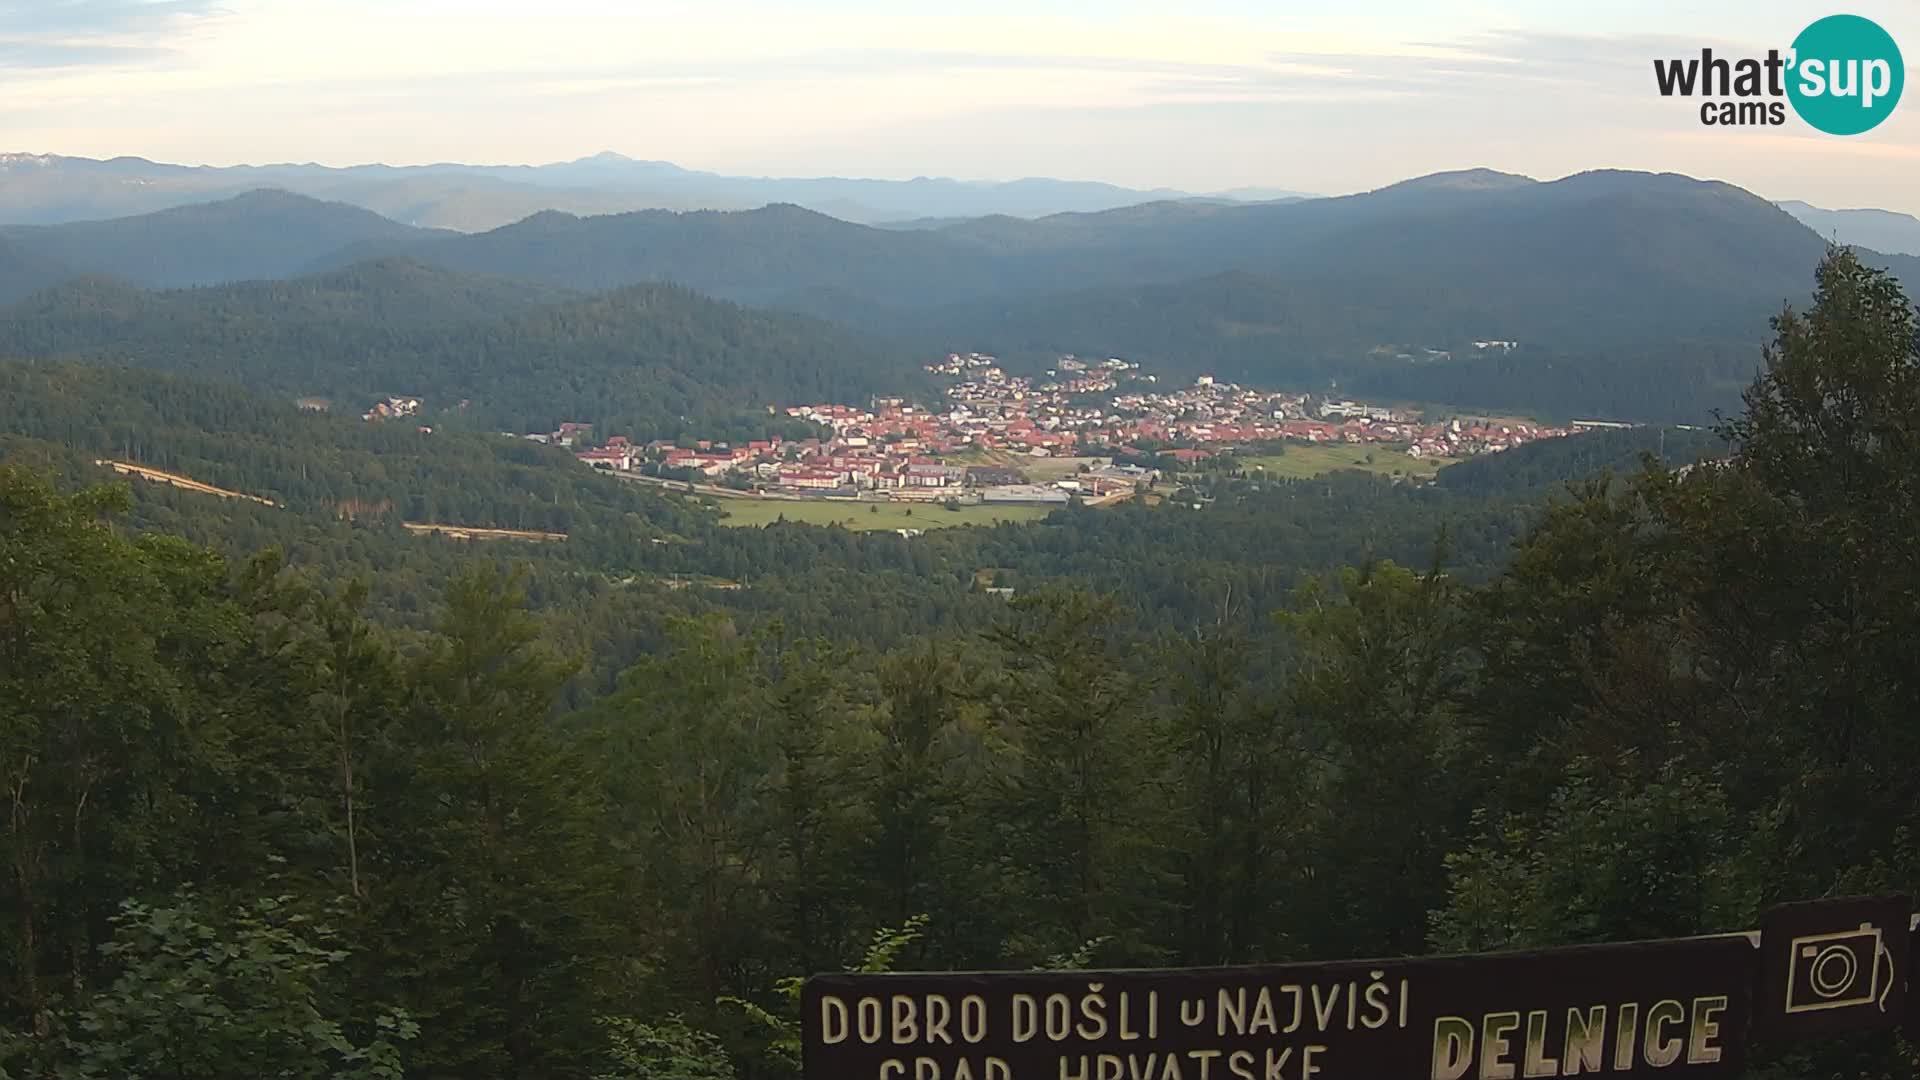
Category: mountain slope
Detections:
[
  {"x1": 1434, "y1": 425, "x2": 1731, "y2": 496},
  {"x1": 1, "y1": 257, "x2": 574, "y2": 343},
  {"x1": 307, "y1": 203, "x2": 1016, "y2": 310},
  {"x1": 911, "y1": 171, "x2": 1918, "y2": 340},
  {"x1": 900, "y1": 172, "x2": 1920, "y2": 421},
  {"x1": 927, "y1": 170, "x2": 1814, "y2": 297},
  {"x1": 0, "y1": 190, "x2": 448, "y2": 287},
  {"x1": 0, "y1": 260, "x2": 927, "y2": 437},
  {"x1": 0, "y1": 236, "x2": 75, "y2": 305}
]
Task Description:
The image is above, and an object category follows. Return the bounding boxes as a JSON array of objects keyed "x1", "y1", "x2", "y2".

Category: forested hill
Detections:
[
  {"x1": 307, "y1": 201, "x2": 1017, "y2": 309},
  {"x1": 5, "y1": 258, "x2": 579, "y2": 333},
  {"x1": 903, "y1": 272, "x2": 1780, "y2": 422},
  {"x1": 1433, "y1": 423, "x2": 1731, "y2": 495},
  {"x1": 896, "y1": 172, "x2": 1920, "y2": 420},
  {"x1": 0, "y1": 260, "x2": 929, "y2": 437},
  {"x1": 0, "y1": 359, "x2": 706, "y2": 536},
  {"x1": 0, "y1": 189, "x2": 448, "y2": 289}
]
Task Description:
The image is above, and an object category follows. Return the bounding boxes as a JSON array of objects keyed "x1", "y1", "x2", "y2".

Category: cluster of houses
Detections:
[
  {"x1": 787, "y1": 396, "x2": 1083, "y2": 458},
  {"x1": 540, "y1": 349, "x2": 1594, "y2": 502},
  {"x1": 923, "y1": 354, "x2": 1586, "y2": 459},
  {"x1": 565, "y1": 426, "x2": 1153, "y2": 503},
  {"x1": 362, "y1": 396, "x2": 421, "y2": 422}
]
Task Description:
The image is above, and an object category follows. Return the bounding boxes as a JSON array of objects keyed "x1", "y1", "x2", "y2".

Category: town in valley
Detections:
[
  {"x1": 523, "y1": 352, "x2": 1615, "y2": 510},
  {"x1": 352, "y1": 350, "x2": 1624, "y2": 515}
]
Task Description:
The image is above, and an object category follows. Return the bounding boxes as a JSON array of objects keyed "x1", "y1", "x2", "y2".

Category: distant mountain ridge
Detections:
[
  {"x1": 1779, "y1": 200, "x2": 1920, "y2": 256},
  {"x1": 0, "y1": 191, "x2": 447, "y2": 295},
  {"x1": 0, "y1": 151, "x2": 1318, "y2": 231}
]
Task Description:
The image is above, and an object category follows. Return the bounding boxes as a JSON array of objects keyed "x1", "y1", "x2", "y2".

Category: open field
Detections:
[
  {"x1": 402, "y1": 523, "x2": 567, "y2": 541},
  {"x1": 948, "y1": 449, "x2": 1106, "y2": 483},
  {"x1": 711, "y1": 495, "x2": 1055, "y2": 530},
  {"x1": 1235, "y1": 443, "x2": 1459, "y2": 480},
  {"x1": 96, "y1": 460, "x2": 277, "y2": 506}
]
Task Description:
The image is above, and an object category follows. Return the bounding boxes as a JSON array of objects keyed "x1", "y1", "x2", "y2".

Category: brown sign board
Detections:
[
  {"x1": 804, "y1": 897, "x2": 1920, "y2": 1080},
  {"x1": 803, "y1": 934, "x2": 1757, "y2": 1080}
]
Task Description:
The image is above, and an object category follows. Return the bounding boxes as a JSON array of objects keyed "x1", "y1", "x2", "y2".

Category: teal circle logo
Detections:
[{"x1": 1787, "y1": 14, "x2": 1904, "y2": 135}]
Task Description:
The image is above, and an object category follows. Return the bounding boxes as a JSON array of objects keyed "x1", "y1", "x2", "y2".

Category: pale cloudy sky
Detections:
[{"x1": 3, "y1": 0, "x2": 1917, "y2": 211}]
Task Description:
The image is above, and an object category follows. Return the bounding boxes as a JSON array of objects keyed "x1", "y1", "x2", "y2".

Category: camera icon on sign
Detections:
[{"x1": 1784, "y1": 923, "x2": 1895, "y2": 1014}]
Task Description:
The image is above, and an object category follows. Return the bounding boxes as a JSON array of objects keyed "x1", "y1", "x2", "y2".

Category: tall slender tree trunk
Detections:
[
  {"x1": 9, "y1": 766, "x2": 46, "y2": 1036},
  {"x1": 336, "y1": 681, "x2": 362, "y2": 899}
]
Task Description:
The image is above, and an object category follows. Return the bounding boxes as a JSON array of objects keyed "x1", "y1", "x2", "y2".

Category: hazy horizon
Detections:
[
  {"x1": 9, "y1": 150, "x2": 1919, "y2": 223},
  {"x1": 4, "y1": 0, "x2": 1916, "y2": 214}
]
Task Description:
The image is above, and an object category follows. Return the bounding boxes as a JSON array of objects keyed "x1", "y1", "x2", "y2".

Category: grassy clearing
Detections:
[
  {"x1": 97, "y1": 460, "x2": 278, "y2": 506},
  {"x1": 711, "y1": 495, "x2": 1055, "y2": 530},
  {"x1": 402, "y1": 523, "x2": 567, "y2": 541},
  {"x1": 948, "y1": 449, "x2": 1106, "y2": 483},
  {"x1": 1235, "y1": 443, "x2": 1458, "y2": 480}
]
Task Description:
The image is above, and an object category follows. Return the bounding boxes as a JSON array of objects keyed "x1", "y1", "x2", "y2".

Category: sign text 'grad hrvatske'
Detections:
[{"x1": 803, "y1": 935, "x2": 1757, "y2": 1080}]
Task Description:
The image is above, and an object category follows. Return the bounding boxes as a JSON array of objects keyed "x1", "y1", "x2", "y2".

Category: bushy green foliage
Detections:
[
  {"x1": 592, "y1": 1017, "x2": 735, "y2": 1080},
  {"x1": 1431, "y1": 761, "x2": 1751, "y2": 952},
  {"x1": 45, "y1": 895, "x2": 415, "y2": 1080}
]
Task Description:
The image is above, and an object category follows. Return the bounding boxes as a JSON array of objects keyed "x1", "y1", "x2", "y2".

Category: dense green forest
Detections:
[
  {"x1": 2, "y1": 248, "x2": 1916, "y2": 1079},
  {"x1": 0, "y1": 262, "x2": 928, "y2": 438},
  {"x1": 1432, "y1": 424, "x2": 1730, "y2": 495}
]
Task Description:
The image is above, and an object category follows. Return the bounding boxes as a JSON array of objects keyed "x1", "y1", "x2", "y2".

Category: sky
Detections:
[{"x1": 3, "y1": 0, "x2": 1918, "y2": 212}]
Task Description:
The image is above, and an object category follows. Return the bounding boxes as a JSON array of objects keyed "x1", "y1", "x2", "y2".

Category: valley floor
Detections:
[{"x1": 1235, "y1": 443, "x2": 1459, "y2": 480}]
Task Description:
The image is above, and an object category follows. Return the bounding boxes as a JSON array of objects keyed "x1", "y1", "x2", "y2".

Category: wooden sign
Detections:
[
  {"x1": 804, "y1": 936, "x2": 1755, "y2": 1079},
  {"x1": 802, "y1": 896, "x2": 1916, "y2": 1080}
]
